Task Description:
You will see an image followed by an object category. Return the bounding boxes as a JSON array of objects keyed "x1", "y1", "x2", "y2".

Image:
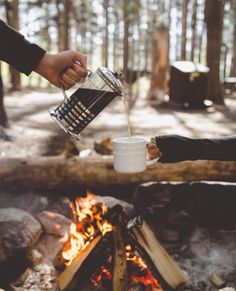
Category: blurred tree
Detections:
[
  {"x1": 190, "y1": 0, "x2": 198, "y2": 62},
  {"x1": 55, "y1": 0, "x2": 65, "y2": 51},
  {"x1": 231, "y1": 0, "x2": 236, "y2": 76},
  {"x1": 112, "y1": 2, "x2": 120, "y2": 70},
  {"x1": 0, "y1": 64, "x2": 7, "y2": 127},
  {"x1": 62, "y1": 0, "x2": 72, "y2": 50},
  {"x1": 103, "y1": 0, "x2": 109, "y2": 67},
  {"x1": 205, "y1": 0, "x2": 225, "y2": 104},
  {"x1": 149, "y1": 24, "x2": 169, "y2": 101},
  {"x1": 123, "y1": 0, "x2": 130, "y2": 82},
  {"x1": 5, "y1": 0, "x2": 21, "y2": 91},
  {"x1": 181, "y1": 0, "x2": 188, "y2": 60}
]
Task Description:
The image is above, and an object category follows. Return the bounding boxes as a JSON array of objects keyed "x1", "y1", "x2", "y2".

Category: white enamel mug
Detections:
[{"x1": 112, "y1": 136, "x2": 158, "y2": 173}]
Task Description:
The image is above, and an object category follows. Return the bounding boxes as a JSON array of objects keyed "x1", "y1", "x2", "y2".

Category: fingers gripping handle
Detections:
[
  {"x1": 144, "y1": 138, "x2": 159, "y2": 166},
  {"x1": 60, "y1": 61, "x2": 93, "y2": 100}
]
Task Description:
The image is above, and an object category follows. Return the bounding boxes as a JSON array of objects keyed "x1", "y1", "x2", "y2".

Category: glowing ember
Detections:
[
  {"x1": 91, "y1": 245, "x2": 163, "y2": 291},
  {"x1": 62, "y1": 192, "x2": 112, "y2": 265}
]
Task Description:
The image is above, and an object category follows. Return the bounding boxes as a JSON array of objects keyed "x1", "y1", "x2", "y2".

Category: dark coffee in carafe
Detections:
[{"x1": 50, "y1": 67, "x2": 123, "y2": 140}]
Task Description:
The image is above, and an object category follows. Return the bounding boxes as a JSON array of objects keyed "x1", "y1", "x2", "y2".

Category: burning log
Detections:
[
  {"x1": 128, "y1": 216, "x2": 187, "y2": 290},
  {"x1": 58, "y1": 234, "x2": 103, "y2": 290},
  {"x1": 1, "y1": 157, "x2": 236, "y2": 191},
  {"x1": 58, "y1": 196, "x2": 115, "y2": 290},
  {"x1": 111, "y1": 205, "x2": 128, "y2": 291}
]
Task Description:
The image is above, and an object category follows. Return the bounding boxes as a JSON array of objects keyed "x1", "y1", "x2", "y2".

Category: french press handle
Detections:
[{"x1": 60, "y1": 62, "x2": 93, "y2": 100}]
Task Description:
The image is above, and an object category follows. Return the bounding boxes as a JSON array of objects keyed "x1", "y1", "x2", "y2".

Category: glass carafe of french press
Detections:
[{"x1": 50, "y1": 67, "x2": 123, "y2": 140}]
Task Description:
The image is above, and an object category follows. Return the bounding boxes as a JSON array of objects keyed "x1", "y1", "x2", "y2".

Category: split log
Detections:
[
  {"x1": 128, "y1": 216, "x2": 187, "y2": 289},
  {"x1": 111, "y1": 206, "x2": 127, "y2": 291},
  {"x1": 1, "y1": 157, "x2": 236, "y2": 191},
  {"x1": 58, "y1": 234, "x2": 102, "y2": 291}
]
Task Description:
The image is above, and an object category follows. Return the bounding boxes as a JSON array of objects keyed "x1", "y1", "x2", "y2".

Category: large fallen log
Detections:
[{"x1": 1, "y1": 156, "x2": 236, "y2": 191}]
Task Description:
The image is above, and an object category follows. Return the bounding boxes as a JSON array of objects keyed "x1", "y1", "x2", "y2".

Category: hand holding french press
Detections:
[{"x1": 50, "y1": 67, "x2": 123, "y2": 140}]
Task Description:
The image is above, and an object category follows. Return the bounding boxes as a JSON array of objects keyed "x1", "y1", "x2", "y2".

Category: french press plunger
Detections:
[{"x1": 50, "y1": 67, "x2": 123, "y2": 140}]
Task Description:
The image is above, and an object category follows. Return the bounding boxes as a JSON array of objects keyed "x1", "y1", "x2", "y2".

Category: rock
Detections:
[
  {"x1": 36, "y1": 234, "x2": 66, "y2": 269},
  {"x1": 0, "y1": 208, "x2": 42, "y2": 262},
  {"x1": 0, "y1": 208, "x2": 42, "y2": 284},
  {"x1": 10, "y1": 256, "x2": 59, "y2": 291},
  {"x1": 37, "y1": 211, "x2": 73, "y2": 237}
]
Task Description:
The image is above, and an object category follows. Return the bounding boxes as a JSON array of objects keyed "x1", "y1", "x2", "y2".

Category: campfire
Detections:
[
  {"x1": 58, "y1": 192, "x2": 186, "y2": 290},
  {"x1": 2, "y1": 182, "x2": 236, "y2": 290}
]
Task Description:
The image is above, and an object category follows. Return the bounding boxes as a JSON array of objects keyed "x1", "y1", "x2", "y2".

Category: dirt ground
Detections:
[{"x1": 1, "y1": 78, "x2": 236, "y2": 158}]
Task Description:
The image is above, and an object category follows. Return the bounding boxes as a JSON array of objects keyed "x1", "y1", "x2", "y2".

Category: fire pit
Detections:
[{"x1": 0, "y1": 181, "x2": 235, "y2": 290}]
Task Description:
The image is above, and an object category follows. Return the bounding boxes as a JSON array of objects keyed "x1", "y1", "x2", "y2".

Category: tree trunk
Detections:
[
  {"x1": 198, "y1": 23, "x2": 205, "y2": 63},
  {"x1": 190, "y1": 0, "x2": 198, "y2": 62},
  {"x1": 123, "y1": 0, "x2": 129, "y2": 81},
  {"x1": 80, "y1": 0, "x2": 87, "y2": 53},
  {"x1": 62, "y1": 0, "x2": 72, "y2": 50},
  {"x1": 149, "y1": 25, "x2": 169, "y2": 101},
  {"x1": 5, "y1": 0, "x2": 21, "y2": 91},
  {"x1": 181, "y1": 0, "x2": 188, "y2": 60},
  {"x1": 55, "y1": 0, "x2": 64, "y2": 51},
  {"x1": 113, "y1": 10, "x2": 119, "y2": 70},
  {"x1": 103, "y1": 0, "x2": 109, "y2": 67},
  {"x1": 231, "y1": 0, "x2": 236, "y2": 76},
  {"x1": 0, "y1": 65, "x2": 8, "y2": 127},
  {"x1": 204, "y1": 0, "x2": 225, "y2": 104}
]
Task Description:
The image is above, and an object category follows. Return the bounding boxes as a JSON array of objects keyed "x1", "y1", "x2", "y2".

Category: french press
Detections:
[{"x1": 50, "y1": 67, "x2": 123, "y2": 140}]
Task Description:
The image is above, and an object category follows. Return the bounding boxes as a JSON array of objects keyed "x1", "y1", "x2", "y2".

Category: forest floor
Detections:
[{"x1": 1, "y1": 78, "x2": 236, "y2": 159}]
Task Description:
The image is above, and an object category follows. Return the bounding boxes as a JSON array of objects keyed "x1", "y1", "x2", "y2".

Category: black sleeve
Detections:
[
  {"x1": 0, "y1": 19, "x2": 46, "y2": 76},
  {"x1": 156, "y1": 134, "x2": 236, "y2": 163}
]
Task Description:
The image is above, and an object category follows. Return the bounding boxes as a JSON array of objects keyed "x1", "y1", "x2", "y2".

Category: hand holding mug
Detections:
[{"x1": 146, "y1": 137, "x2": 162, "y2": 160}]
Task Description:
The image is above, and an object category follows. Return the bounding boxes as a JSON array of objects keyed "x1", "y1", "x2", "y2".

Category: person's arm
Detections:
[
  {"x1": 156, "y1": 135, "x2": 236, "y2": 162},
  {"x1": 0, "y1": 19, "x2": 45, "y2": 75},
  {"x1": 0, "y1": 19, "x2": 88, "y2": 89}
]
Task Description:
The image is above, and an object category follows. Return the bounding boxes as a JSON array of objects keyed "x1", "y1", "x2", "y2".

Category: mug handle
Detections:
[{"x1": 146, "y1": 157, "x2": 159, "y2": 166}]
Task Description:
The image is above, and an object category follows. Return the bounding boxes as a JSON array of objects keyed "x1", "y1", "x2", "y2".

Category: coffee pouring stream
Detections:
[{"x1": 50, "y1": 66, "x2": 123, "y2": 141}]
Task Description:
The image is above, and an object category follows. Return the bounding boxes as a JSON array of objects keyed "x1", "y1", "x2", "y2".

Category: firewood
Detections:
[
  {"x1": 111, "y1": 206, "x2": 127, "y2": 291},
  {"x1": 128, "y1": 216, "x2": 187, "y2": 289},
  {"x1": 209, "y1": 272, "x2": 227, "y2": 288},
  {"x1": 58, "y1": 234, "x2": 102, "y2": 290},
  {"x1": 1, "y1": 157, "x2": 236, "y2": 191}
]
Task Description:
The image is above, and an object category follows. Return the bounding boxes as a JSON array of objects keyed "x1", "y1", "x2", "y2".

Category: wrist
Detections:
[{"x1": 34, "y1": 52, "x2": 53, "y2": 78}]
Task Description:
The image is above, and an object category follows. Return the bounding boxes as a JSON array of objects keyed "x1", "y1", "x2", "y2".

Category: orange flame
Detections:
[
  {"x1": 92, "y1": 245, "x2": 163, "y2": 291},
  {"x1": 62, "y1": 191, "x2": 112, "y2": 265}
]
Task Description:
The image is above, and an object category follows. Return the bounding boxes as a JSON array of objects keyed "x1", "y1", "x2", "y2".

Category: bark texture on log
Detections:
[{"x1": 1, "y1": 157, "x2": 236, "y2": 191}]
